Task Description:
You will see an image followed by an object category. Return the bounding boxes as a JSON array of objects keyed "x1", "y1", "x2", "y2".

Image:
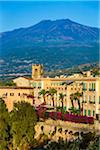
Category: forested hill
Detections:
[{"x1": 0, "y1": 19, "x2": 99, "y2": 77}]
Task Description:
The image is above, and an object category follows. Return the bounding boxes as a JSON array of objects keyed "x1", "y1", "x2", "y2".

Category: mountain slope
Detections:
[
  {"x1": 0, "y1": 19, "x2": 99, "y2": 49},
  {"x1": 0, "y1": 19, "x2": 99, "y2": 77}
]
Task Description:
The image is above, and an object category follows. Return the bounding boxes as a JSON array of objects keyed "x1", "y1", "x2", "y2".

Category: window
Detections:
[
  {"x1": 92, "y1": 83, "x2": 95, "y2": 91},
  {"x1": 99, "y1": 96, "x2": 100, "y2": 104},
  {"x1": 10, "y1": 93, "x2": 14, "y2": 96},
  {"x1": 89, "y1": 83, "x2": 91, "y2": 90},
  {"x1": 84, "y1": 109, "x2": 87, "y2": 116},
  {"x1": 93, "y1": 110, "x2": 95, "y2": 116},
  {"x1": 88, "y1": 110, "x2": 91, "y2": 116},
  {"x1": 38, "y1": 82, "x2": 41, "y2": 87},
  {"x1": 5, "y1": 93, "x2": 8, "y2": 96},
  {"x1": 83, "y1": 83, "x2": 87, "y2": 90},
  {"x1": 33, "y1": 82, "x2": 36, "y2": 87},
  {"x1": 18, "y1": 93, "x2": 20, "y2": 96},
  {"x1": 83, "y1": 94, "x2": 85, "y2": 102}
]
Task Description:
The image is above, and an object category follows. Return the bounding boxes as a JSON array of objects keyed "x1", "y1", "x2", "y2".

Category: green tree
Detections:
[
  {"x1": 0, "y1": 80, "x2": 3, "y2": 86},
  {"x1": 10, "y1": 101, "x2": 37, "y2": 150},
  {"x1": 48, "y1": 88, "x2": 57, "y2": 107},
  {"x1": 39, "y1": 89, "x2": 48, "y2": 104},
  {"x1": 0, "y1": 98, "x2": 10, "y2": 150},
  {"x1": 75, "y1": 92, "x2": 83, "y2": 111},
  {"x1": 69, "y1": 106, "x2": 78, "y2": 115},
  {"x1": 59, "y1": 93, "x2": 66, "y2": 112},
  {"x1": 70, "y1": 92, "x2": 83, "y2": 114},
  {"x1": 70, "y1": 93, "x2": 75, "y2": 108},
  {"x1": 4, "y1": 80, "x2": 16, "y2": 86}
]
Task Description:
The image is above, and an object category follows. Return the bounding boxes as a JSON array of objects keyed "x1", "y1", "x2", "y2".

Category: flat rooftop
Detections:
[{"x1": 0, "y1": 86, "x2": 34, "y2": 89}]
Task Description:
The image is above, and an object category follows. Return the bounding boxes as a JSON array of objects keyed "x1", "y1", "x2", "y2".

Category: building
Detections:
[
  {"x1": 32, "y1": 64, "x2": 44, "y2": 79},
  {"x1": 13, "y1": 76, "x2": 33, "y2": 87},
  {"x1": 32, "y1": 77, "x2": 100, "y2": 118},
  {"x1": 0, "y1": 86, "x2": 34, "y2": 111},
  {"x1": 1, "y1": 64, "x2": 100, "y2": 119}
]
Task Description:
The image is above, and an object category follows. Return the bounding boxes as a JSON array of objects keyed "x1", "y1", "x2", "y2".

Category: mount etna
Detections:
[{"x1": 0, "y1": 19, "x2": 99, "y2": 78}]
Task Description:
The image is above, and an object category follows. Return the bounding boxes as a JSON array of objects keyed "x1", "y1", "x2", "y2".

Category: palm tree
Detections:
[
  {"x1": 59, "y1": 93, "x2": 66, "y2": 112},
  {"x1": 48, "y1": 88, "x2": 57, "y2": 107},
  {"x1": 70, "y1": 93, "x2": 75, "y2": 108},
  {"x1": 39, "y1": 89, "x2": 48, "y2": 104},
  {"x1": 75, "y1": 92, "x2": 83, "y2": 111},
  {"x1": 70, "y1": 92, "x2": 83, "y2": 114}
]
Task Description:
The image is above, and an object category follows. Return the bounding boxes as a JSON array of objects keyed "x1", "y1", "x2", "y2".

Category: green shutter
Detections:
[
  {"x1": 84, "y1": 109, "x2": 87, "y2": 116},
  {"x1": 88, "y1": 110, "x2": 91, "y2": 116},
  {"x1": 64, "y1": 106, "x2": 66, "y2": 112},
  {"x1": 93, "y1": 110, "x2": 95, "y2": 116},
  {"x1": 94, "y1": 83, "x2": 95, "y2": 90}
]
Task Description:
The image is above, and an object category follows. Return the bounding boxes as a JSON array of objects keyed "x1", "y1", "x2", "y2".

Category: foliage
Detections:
[
  {"x1": 92, "y1": 67, "x2": 100, "y2": 77},
  {"x1": 0, "y1": 80, "x2": 16, "y2": 86},
  {"x1": 70, "y1": 92, "x2": 83, "y2": 114},
  {"x1": 59, "y1": 93, "x2": 66, "y2": 112},
  {"x1": 0, "y1": 98, "x2": 10, "y2": 150},
  {"x1": 48, "y1": 88, "x2": 57, "y2": 107},
  {"x1": 87, "y1": 136, "x2": 100, "y2": 150},
  {"x1": 69, "y1": 106, "x2": 81, "y2": 115},
  {"x1": 37, "y1": 110, "x2": 94, "y2": 124},
  {"x1": 44, "y1": 132, "x2": 99, "y2": 150},
  {"x1": 39, "y1": 89, "x2": 49, "y2": 103},
  {"x1": 10, "y1": 101, "x2": 37, "y2": 149}
]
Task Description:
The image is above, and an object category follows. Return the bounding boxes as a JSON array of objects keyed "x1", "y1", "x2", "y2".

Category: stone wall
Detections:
[{"x1": 34, "y1": 119, "x2": 99, "y2": 142}]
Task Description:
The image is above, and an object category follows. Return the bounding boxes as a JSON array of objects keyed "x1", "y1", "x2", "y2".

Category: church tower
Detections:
[{"x1": 32, "y1": 64, "x2": 44, "y2": 79}]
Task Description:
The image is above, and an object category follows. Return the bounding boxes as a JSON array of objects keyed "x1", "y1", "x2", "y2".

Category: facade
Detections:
[
  {"x1": 82, "y1": 78, "x2": 100, "y2": 118},
  {"x1": 0, "y1": 87, "x2": 34, "y2": 111},
  {"x1": 32, "y1": 77, "x2": 100, "y2": 118},
  {"x1": 0, "y1": 64, "x2": 100, "y2": 119}
]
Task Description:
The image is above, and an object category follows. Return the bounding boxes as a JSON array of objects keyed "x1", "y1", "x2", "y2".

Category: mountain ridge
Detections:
[
  {"x1": 1, "y1": 18, "x2": 99, "y2": 33},
  {"x1": 0, "y1": 19, "x2": 99, "y2": 77},
  {"x1": 0, "y1": 19, "x2": 99, "y2": 46}
]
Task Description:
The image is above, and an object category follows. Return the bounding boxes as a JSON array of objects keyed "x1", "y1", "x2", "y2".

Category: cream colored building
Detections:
[
  {"x1": 13, "y1": 76, "x2": 33, "y2": 87},
  {"x1": 0, "y1": 86, "x2": 34, "y2": 111},
  {"x1": 32, "y1": 77, "x2": 100, "y2": 118},
  {"x1": 1, "y1": 64, "x2": 100, "y2": 119}
]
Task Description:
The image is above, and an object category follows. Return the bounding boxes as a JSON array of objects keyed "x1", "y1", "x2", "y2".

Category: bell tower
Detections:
[{"x1": 32, "y1": 64, "x2": 44, "y2": 79}]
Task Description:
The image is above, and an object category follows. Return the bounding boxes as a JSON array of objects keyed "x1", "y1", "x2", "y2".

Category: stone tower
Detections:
[{"x1": 32, "y1": 64, "x2": 44, "y2": 79}]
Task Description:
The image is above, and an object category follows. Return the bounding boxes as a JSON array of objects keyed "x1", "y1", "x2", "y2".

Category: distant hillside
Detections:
[
  {"x1": 0, "y1": 19, "x2": 99, "y2": 78},
  {"x1": 0, "y1": 19, "x2": 99, "y2": 48}
]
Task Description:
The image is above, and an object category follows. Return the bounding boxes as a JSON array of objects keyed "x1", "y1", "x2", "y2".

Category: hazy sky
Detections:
[{"x1": 0, "y1": 1, "x2": 99, "y2": 32}]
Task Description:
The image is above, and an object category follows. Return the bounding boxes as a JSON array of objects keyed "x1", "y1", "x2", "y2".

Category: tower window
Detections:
[{"x1": 10, "y1": 93, "x2": 14, "y2": 96}]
